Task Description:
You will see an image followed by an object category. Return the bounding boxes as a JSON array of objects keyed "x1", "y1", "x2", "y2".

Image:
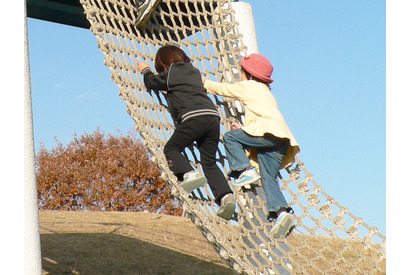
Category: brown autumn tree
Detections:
[{"x1": 36, "y1": 128, "x2": 182, "y2": 216}]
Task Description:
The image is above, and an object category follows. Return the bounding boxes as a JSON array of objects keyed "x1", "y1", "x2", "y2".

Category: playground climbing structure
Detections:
[{"x1": 80, "y1": 0, "x2": 386, "y2": 273}]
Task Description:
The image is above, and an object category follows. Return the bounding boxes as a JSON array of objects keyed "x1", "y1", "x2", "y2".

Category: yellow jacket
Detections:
[{"x1": 204, "y1": 79, "x2": 300, "y2": 169}]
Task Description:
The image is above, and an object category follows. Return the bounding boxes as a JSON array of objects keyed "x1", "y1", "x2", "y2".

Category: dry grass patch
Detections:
[
  {"x1": 287, "y1": 233, "x2": 386, "y2": 274},
  {"x1": 40, "y1": 211, "x2": 233, "y2": 274},
  {"x1": 40, "y1": 211, "x2": 385, "y2": 274}
]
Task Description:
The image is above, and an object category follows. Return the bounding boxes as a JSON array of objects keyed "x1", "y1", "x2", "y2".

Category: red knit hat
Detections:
[{"x1": 240, "y1": 54, "x2": 274, "y2": 83}]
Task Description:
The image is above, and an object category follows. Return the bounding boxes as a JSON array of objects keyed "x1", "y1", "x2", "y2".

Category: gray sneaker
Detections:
[
  {"x1": 217, "y1": 193, "x2": 236, "y2": 220},
  {"x1": 136, "y1": 0, "x2": 162, "y2": 27},
  {"x1": 269, "y1": 211, "x2": 295, "y2": 239},
  {"x1": 179, "y1": 171, "x2": 207, "y2": 193},
  {"x1": 231, "y1": 168, "x2": 261, "y2": 187}
]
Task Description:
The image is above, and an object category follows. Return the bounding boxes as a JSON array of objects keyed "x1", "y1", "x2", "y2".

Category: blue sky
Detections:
[{"x1": 27, "y1": 0, "x2": 386, "y2": 236}]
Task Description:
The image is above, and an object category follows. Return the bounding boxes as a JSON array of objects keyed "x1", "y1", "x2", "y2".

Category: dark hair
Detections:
[{"x1": 154, "y1": 45, "x2": 191, "y2": 72}]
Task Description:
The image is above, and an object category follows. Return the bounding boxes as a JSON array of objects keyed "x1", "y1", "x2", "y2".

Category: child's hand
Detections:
[
  {"x1": 231, "y1": 122, "x2": 242, "y2": 130},
  {"x1": 202, "y1": 77, "x2": 206, "y2": 84},
  {"x1": 138, "y1": 62, "x2": 149, "y2": 73}
]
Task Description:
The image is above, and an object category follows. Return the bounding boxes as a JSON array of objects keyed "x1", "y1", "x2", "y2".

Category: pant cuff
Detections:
[{"x1": 228, "y1": 165, "x2": 253, "y2": 178}]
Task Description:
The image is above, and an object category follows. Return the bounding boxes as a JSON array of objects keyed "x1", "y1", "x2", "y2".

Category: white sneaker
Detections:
[
  {"x1": 269, "y1": 211, "x2": 295, "y2": 239},
  {"x1": 232, "y1": 168, "x2": 261, "y2": 187},
  {"x1": 179, "y1": 171, "x2": 207, "y2": 193},
  {"x1": 217, "y1": 193, "x2": 236, "y2": 220}
]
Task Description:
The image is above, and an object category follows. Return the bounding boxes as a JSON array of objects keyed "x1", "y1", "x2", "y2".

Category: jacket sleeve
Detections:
[
  {"x1": 204, "y1": 79, "x2": 246, "y2": 99},
  {"x1": 142, "y1": 68, "x2": 168, "y2": 91}
]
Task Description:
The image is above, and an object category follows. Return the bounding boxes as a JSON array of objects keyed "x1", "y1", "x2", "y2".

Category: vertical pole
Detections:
[
  {"x1": 226, "y1": 1, "x2": 260, "y2": 121},
  {"x1": 231, "y1": 1, "x2": 259, "y2": 55},
  {"x1": 24, "y1": 2, "x2": 42, "y2": 274},
  {"x1": 231, "y1": 2, "x2": 292, "y2": 274}
]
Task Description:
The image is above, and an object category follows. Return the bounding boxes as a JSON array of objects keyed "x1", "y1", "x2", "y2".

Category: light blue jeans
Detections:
[{"x1": 223, "y1": 129, "x2": 290, "y2": 213}]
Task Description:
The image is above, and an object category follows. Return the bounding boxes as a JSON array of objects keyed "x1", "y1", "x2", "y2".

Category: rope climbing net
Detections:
[{"x1": 80, "y1": 0, "x2": 386, "y2": 273}]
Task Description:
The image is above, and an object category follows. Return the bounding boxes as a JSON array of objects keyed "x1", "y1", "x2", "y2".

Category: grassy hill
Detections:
[
  {"x1": 39, "y1": 211, "x2": 233, "y2": 274},
  {"x1": 39, "y1": 211, "x2": 385, "y2": 274}
]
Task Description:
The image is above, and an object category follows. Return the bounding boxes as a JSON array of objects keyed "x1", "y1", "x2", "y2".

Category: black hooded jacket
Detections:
[{"x1": 142, "y1": 62, "x2": 219, "y2": 125}]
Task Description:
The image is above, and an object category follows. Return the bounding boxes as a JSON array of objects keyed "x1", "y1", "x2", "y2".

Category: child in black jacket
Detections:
[{"x1": 138, "y1": 45, "x2": 235, "y2": 219}]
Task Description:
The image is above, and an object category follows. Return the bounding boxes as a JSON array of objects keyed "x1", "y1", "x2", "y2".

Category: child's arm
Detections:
[
  {"x1": 203, "y1": 79, "x2": 246, "y2": 99},
  {"x1": 138, "y1": 62, "x2": 168, "y2": 91},
  {"x1": 138, "y1": 62, "x2": 149, "y2": 72}
]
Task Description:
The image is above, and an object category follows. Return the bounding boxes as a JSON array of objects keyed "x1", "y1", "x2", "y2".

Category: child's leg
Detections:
[
  {"x1": 196, "y1": 116, "x2": 232, "y2": 204},
  {"x1": 223, "y1": 129, "x2": 257, "y2": 176},
  {"x1": 164, "y1": 120, "x2": 200, "y2": 179},
  {"x1": 257, "y1": 148, "x2": 288, "y2": 213},
  {"x1": 255, "y1": 135, "x2": 290, "y2": 213},
  {"x1": 256, "y1": 137, "x2": 296, "y2": 238}
]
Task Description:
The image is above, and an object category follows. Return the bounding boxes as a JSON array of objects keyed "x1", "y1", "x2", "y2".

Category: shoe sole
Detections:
[
  {"x1": 270, "y1": 214, "x2": 295, "y2": 239},
  {"x1": 217, "y1": 202, "x2": 236, "y2": 220},
  {"x1": 232, "y1": 175, "x2": 261, "y2": 188},
  {"x1": 136, "y1": 0, "x2": 162, "y2": 27},
  {"x1": 179, "y1": 177, "x2": 207, "y2": 193}
]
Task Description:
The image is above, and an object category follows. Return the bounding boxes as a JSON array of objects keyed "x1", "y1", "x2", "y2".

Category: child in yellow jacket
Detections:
[{"x1": 203, "y1": 54, "x2": 300, "y2": 238}]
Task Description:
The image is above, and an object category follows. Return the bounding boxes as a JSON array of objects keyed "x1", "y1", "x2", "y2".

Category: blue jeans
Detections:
[{"x1": 223, "y1": 129, "x2": 290, "y2": 213}]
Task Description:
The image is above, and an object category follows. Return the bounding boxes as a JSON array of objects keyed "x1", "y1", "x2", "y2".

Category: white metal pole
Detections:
[
  {"x1": 231, "y1": 1, "x2": 259, "y2": 55},
  {"x1": 24, "y1": 1, "x2": 42, "y2": 273},
  {"x1": 229, "y1": 1, "x2": 260, "y2": 119},
  {"x1": 230, "y1": 3, "x2": 293, "y2": 274}
]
